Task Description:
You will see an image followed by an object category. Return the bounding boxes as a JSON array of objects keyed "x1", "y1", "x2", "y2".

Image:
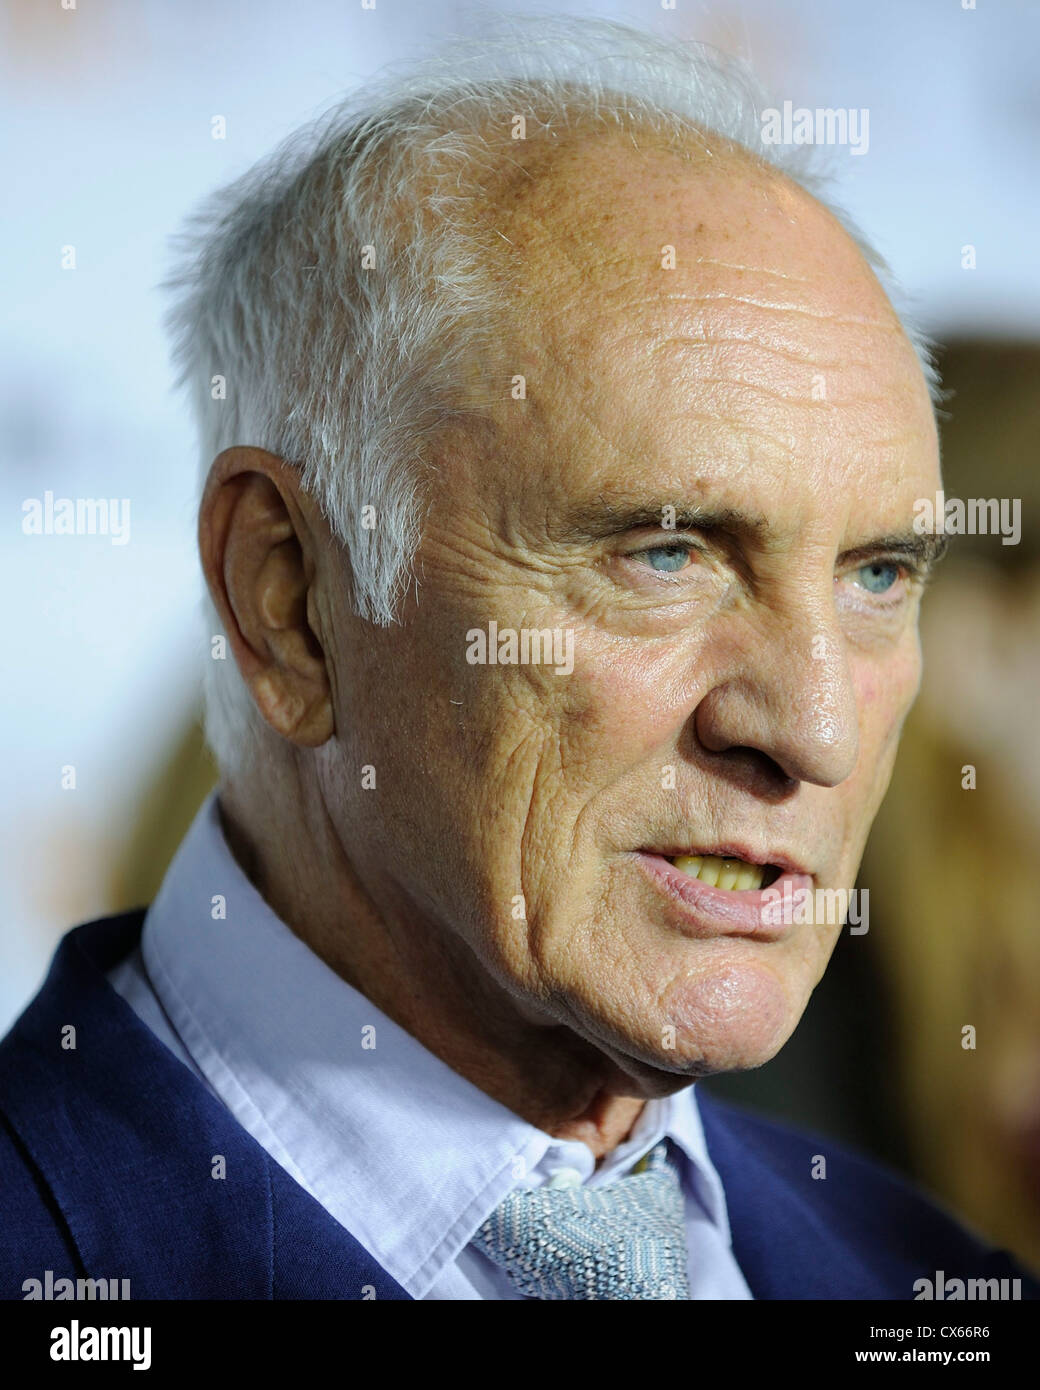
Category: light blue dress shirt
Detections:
[{"x1": 108, "y1": 793, "x2": 752, "y2": 1300}]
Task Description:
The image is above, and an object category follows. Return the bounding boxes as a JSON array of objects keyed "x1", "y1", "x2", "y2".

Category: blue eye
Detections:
[
  {"x1": 638, "y1": 545, "x2": 691, "y2": 573},
  {"x1": 857, "y1": 562, "x2": 900, "y2": 593}
]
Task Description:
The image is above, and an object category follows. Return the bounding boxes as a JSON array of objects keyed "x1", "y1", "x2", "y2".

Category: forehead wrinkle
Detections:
[
  {"x1": 642, "y1": 317, "x2": 919, "y2": 398},
  {"x1": 589, "y1": 288, "x2": 904, "y2": 345},
  {"x1": 512, "y1": 212, "x2": 891, "y2": 327},
  {"x1": 687, "y1": 258, "x2": 813, "y2": 283},
  {"x1": 501, "y1": 182, "x2": 911, "y2": 392},
  {"x1": 638, "y1": 303, "x2": 919, "y2": 399},
  {"x1": 646, "y1": 347, "x2": 919, "y2": 414},
  {"x1": 630, "y1": 373, "x2": 930, "y2": 469},
  {"x1": 664, "y1": 403, "x2": 907, "y2": 459},
  {"x1": 667, "y1": 375, "x2": 892, "y2": 412},
  {"x1": 643, "y1": 412, "x2": 799, "y2": 462},
  {"x1": 653, "y1": 291, "x2": 901, "y2": 334},
  {"x1": 648, "y1": 335, "x2": 849, "y2": 375},
  {"x1": 574, "y1": 284, "x2": 910, "y2": 370}
]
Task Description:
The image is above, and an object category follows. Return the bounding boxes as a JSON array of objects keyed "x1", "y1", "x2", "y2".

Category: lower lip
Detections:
[{"x1": 633, "y1": 852, "x2": 813, "y2": 939}]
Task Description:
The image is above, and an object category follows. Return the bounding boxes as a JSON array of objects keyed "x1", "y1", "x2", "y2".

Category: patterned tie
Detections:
[{"x1": 471, "y1": 1141, "x2": 691, "y2": 1300}]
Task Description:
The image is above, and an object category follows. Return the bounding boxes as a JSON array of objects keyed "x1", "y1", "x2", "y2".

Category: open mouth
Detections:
[{"x1": 662, "y1": 854, "x2": 783, "y2": 892}]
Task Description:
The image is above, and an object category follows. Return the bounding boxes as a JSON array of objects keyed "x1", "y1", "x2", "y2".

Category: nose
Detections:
[{"x1": 692, "y1": 610, "x2": 860, "y2": 789}]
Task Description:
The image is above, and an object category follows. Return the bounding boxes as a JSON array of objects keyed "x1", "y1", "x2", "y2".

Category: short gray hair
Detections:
[{"x1": 165, "y1": 15, "x2": 940, "y2": 775}]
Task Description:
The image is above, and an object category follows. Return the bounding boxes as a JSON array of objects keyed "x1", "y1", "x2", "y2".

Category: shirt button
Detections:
[{"x1": 546, "y1": 1167, "x2": 584, "y2": 1189}]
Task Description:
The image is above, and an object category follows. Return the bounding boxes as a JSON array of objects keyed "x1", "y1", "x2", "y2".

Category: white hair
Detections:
[{"x1": 165, "y1": 14, "x2": 941, "y2": 775}]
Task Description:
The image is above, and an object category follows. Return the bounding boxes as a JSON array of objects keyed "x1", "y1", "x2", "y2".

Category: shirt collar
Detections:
[
  {"x1": 142, "y1": 791, "x2": 733, "y2": 1295},
  {"x1": 535, "y1": 1088, "x2": 731, "y2": 1239}
]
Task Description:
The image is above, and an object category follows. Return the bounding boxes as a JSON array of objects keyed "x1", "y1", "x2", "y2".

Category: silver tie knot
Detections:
[{"x1": 471, "y1": 1140, "x2": 691, "y2": 1300}]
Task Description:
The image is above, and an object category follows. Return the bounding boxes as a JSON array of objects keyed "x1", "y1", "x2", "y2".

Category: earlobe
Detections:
[{"x1": 250, "y1": 668, "x2": 334, "y2": 747}]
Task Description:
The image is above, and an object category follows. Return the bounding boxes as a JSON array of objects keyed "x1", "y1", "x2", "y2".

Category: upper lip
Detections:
[{"x1": 643, "y1": 844, "x2": 813, "y2": 878}]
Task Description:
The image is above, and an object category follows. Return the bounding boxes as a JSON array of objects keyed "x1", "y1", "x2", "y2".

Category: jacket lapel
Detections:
[
  {"x1": 698, "y1": 1088, "x2": 883, "y2": 1298},
  {"x1": 0, "y1": 914, "x2": 411, "y2": 1300}
]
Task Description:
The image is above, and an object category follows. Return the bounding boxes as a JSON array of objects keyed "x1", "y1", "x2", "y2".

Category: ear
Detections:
[{"x1": 199, "y1": 447, "x2": 335, "y2": 747}]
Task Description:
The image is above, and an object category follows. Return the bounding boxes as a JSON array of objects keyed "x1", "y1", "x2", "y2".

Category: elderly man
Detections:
[{"x1": 2, "y1": 20, "x2": 1035, "y2": 1302}]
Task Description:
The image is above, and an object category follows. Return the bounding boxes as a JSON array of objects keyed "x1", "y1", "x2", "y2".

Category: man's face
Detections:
[{"x1": 321, "y1": 141, "x2": 941, "y2": 1090}]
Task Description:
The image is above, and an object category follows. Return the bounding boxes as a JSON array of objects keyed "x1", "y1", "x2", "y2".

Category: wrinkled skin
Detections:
[{"x1": 203, "y1": 134, "x2": 941, "y2": 1157}]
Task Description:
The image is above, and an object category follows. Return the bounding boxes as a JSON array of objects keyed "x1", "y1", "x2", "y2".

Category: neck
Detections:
[{"x1": 218, "y1": 772, "x2": 649, "y2": 1160}]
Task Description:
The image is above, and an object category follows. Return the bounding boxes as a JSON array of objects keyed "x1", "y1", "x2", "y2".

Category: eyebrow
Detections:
[
  {"x1": 548, "y1": 501, "x2": 765, "y2": 543},
  {"x1": 548, "y1": 499, "x2": 951, "y2": 575},
  {"x1": 839, "y1": 531, "x2": 950, "y2": 573}
]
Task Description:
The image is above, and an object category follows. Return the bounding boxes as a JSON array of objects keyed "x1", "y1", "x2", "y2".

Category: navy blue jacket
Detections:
[{"x1": 1, "y1": 912, "x2": 1036, "y2": 1300}]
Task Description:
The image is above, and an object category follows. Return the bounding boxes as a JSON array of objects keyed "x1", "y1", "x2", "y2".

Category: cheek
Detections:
[
  {"x1": 834, "y1": 649, "x2": 920, "y2": 860},
  {"x1": 560, "y1": 639, "x2": 703, "y2": 763},
  {"x1": 854, "y1": 642, "x2": 921, "y2": 743}
]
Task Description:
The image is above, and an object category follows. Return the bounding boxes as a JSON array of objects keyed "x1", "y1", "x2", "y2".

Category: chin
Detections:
[{"x1": 652, "y1": 957, "x2": 805, "y2": 1078}]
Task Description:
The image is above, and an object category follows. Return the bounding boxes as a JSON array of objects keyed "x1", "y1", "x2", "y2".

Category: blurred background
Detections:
[{"x1": 2, "y1": 0, "x2": 1038, "y2": 1270}]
